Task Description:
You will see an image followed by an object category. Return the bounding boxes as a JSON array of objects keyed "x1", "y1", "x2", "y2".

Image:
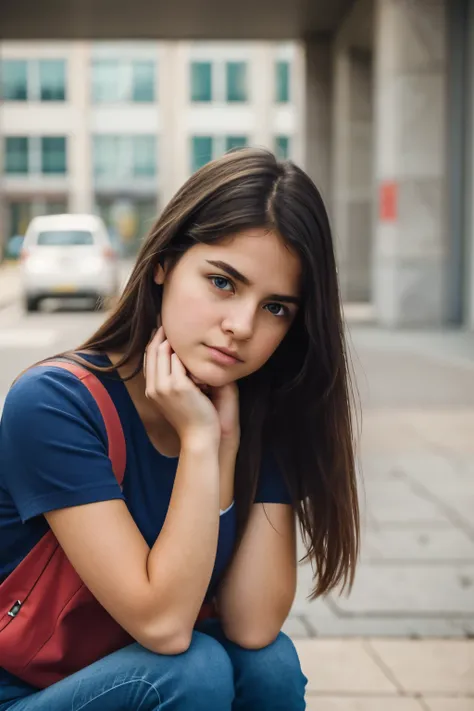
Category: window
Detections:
[
  {"x1": 132, "y1": 61, "x2": 155, "y2": 102},
  {"x1": 37, "y1": 230, "x2": 94, "y2": 246},
  {"x1": 191, "y1": 136, "x2": 213, "y2": 172},
  {"x1": 132, "y1": 136, "x2": 156, "y2": 176},
  {"x1": 226, "y1": 62, "x2": 247, "y2": 102},
  {"x1": 275, "y1": 60, "x2": 290, "y2": 103},
  {"x1": 39, "y1": 60, "x2": 66, "y2": 101},
  {"x1": 41, "y1": 137, "x2": 67, "y2": 174},
  {"x1": 92, "y1": 60, "x2": 123, "y2": 103},
  {"x1": 4, "y1": 137, "x2": 68, "y2": 175},
  {"x1": 191, "y1": 62, "x2": 212, "y2": 102},
  {"x1": 1, "y1": 60, "x2": 28, "y2": 101},
  {"x1": 275, "y1": 135, "x2": 290, "y2": 160},
  {"x1": 93, "y1": 136, "x2": 119, "y2": 177},
  {"x1": 92, "y1": 59, "x2": 156, "y2": 103},
  {"x1": 5, "y1": 137, "x2": 29, "y2": 174},
  {"x1": 225, "y1": 136, "x2": 248, "y2": 152},
  {"x1": 93, "y1": 136, "x2": 156, "y2": 179},
  {"x1": 1, "y1": 59, "x2": 67, "y2": 101}
]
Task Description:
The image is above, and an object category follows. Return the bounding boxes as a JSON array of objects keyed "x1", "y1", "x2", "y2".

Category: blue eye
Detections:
[
  {"x1": 210, "y1": 276, "x2": 233, "y2": 291},
  {"x1": 265, "y1": 303, "x2": 287, "y2": 317}
]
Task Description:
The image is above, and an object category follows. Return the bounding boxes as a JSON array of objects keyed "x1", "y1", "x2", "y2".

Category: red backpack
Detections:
[{"x1": 0, "y1": 361, "x2": 213, "y2": 688}]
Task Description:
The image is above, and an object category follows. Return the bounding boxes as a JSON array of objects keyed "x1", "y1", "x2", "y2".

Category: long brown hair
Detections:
[{"x1": 66, "y1": 148, "x2": 360, "y2": 598}]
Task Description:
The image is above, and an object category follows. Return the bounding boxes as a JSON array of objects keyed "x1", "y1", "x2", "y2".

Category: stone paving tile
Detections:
[
  {"x1": 306, "y1": 698, "x2": 425, "y2": 711},
  {"x1": 282, "y1": 615, "x2": 311, "y2": 638},
  {"x1": 441, "y1": 495, "x2": 474, "y2": 529},
  {"x1": 327, "y1": 565, "x2": 474, "y2": 616},
  {"x1": 363, "y1": 528, "x2": 474, "y2": 562},
  {"x1": 367, "y1": 493, "x2": 451, "y2": 526},
  {"x1": 301, "y1": 615, "x2": 471, "y2": 638},
  {"x1": 368, "y1": 640, "x2": 474, "y2": 694},
  {"x1": 423, "y1": 701, "x2": 474, "y2": 711},
  {"x1": 404, "y1": 466, "x2": 474, "y2": 497},
  {"x1": 293, "y1": 640, "x2": 397, "y2": 694},
  {"x1": 451, "y1": 619, "x2": 474, "y2": 637}
]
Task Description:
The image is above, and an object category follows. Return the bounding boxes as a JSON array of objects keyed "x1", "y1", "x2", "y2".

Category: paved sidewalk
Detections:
[
  {"x1": 0, "y1": 261, "x2": 21, "y2": 309},
  {"x1": 296, "y1": 637, "x2": 473, "y2": 709},
  {"x1": 289, "y1": 325, "x2": 474, "y2": 640},
  {"x1": 285, "y1": 324, "x2": 474, "y2": 706}
]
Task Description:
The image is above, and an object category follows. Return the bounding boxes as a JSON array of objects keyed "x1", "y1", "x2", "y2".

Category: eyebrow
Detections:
[{"x1": 205, "y1": 260, "x2": 301, "y2": 305}]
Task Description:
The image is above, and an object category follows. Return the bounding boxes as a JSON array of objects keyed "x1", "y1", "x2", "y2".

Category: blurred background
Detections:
[{"x1": 1, "y1": 0, "x2": 473, "y2": 706}]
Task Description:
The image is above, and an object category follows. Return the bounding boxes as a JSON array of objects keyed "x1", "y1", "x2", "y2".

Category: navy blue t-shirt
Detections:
[{"x1": 0, "y1": 354, "x2": 291, "y2": 689}]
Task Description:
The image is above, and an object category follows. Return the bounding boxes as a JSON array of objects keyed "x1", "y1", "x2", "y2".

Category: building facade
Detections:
[{"x1": 0, "y1": 40, "x2": 304, "y2": 256}]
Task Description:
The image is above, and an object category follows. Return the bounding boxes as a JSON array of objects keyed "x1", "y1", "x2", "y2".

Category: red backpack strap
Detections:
[{"x1": 38, "y1": 360, "x2": 126, "y2": 487}]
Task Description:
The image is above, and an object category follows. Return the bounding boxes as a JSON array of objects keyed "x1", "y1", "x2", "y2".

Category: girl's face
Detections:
[{"x1": 155, "y1": 228, "x2": 302, "y2": 387}]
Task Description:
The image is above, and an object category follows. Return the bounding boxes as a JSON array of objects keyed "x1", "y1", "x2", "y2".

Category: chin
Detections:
[{"x1": 186, "y1": 363, "x2": 236, "y2": 389}]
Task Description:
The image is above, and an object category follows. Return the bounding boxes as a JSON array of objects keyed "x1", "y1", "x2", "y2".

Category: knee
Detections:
[
  {"x1": 175, "y1": 632, "x2": 234, "y2": 708},
  {"x1": 239, "y1": 632, "x2": 307, "y2": 703}
]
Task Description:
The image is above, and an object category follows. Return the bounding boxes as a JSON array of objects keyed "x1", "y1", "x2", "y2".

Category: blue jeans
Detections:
[{"x1": 0, "y1": 621, "x2": 307, "y2": 710}]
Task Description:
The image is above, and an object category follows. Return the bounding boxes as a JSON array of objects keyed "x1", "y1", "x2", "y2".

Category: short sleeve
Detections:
[
  {"x1": 0, "y1": 366, "x2": 124, "y2": 523},
  {"x1": 254, "y1": 450, "x2": 292, "y2": 505}
]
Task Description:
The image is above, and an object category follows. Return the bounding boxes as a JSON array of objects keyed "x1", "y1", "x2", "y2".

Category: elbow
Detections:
[
  {"x1": 135, "y1": 619, "x2": 193, "y2": 656},
  {"x1": 148, "y1": 631, "x2": 192, "y2": 656}
]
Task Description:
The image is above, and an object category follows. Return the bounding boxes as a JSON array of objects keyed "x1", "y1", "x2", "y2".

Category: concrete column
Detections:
[
  {"x1": 332, "y1": 46, "x2": 374, "y2": 302},
  {"x1": 373, "y1": 0, "x2": 448, "y2": 326},
  {"x1": 69, "y1": 42, "x2": 93, "y2": 213},
  {"x1": 252, "y1": 44, "x2": 273, "y2": 150},
  {"x1": 304, "y1": 38, "x2": 333, "y2": 206},
  {"x1": 160, "y1": 42, "x2": 189, "y2": 204}
]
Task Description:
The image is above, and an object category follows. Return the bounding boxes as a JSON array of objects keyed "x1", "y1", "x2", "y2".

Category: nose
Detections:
[{"x1": 221, "y1": 301, "x2": 256, "y2": 340}]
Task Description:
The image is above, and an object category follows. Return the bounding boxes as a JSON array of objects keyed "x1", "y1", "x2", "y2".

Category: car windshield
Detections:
[{"x1": 36, "y1": 230, "x2": 94, "y2": 246}]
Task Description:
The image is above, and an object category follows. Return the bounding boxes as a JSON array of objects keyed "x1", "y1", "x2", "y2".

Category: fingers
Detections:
[
  {"x1": 145, "y1": 326, "x2": 167, "y2": 398},
  {"x1": 170, "y1": 352, "x2": 187, "y2": 381},
  {"x1": 157, "y1": 341, "x2": 172, "y2": 385},
  {"x1": 145, "y1": 326, "x2": 191, "y2": 398}
]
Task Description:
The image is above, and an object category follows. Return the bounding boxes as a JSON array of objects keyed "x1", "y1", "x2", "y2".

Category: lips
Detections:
[
  {"x1": 205, "y1": 345, "x2": 242, "y2": 366},
  {"x1": 210, "y1": 346, "x2": 242, "y2": 362}
]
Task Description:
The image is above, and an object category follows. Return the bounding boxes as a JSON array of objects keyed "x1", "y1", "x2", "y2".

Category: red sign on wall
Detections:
[{"x1": 380, "y1": 181, "x2": 397, "y2": 222}]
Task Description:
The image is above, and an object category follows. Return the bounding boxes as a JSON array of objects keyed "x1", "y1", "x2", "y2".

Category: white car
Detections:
[{"x1": 21, "y1": 214, "x2": 120, "y2": 312}]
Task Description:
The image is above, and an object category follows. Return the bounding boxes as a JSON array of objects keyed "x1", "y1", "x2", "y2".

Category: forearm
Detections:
[
  {"x1": 217, "y1": 505, "x2": 297, "y2": 648},
  {"x1": 146, "y1": 436, "x2": 220, "y2": 637}
]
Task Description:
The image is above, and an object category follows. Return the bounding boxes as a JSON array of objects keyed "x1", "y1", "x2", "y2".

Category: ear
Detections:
[{"x1": 154, "y1": 262, "x2": 166, "y2": 285}]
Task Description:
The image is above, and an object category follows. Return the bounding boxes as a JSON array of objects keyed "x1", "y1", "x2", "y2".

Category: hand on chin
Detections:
[{"x1": 186, "y1": 370, "x2": 211, "y2": 394}]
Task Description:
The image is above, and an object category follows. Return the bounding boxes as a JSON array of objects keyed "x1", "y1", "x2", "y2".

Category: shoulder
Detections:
[
  {"x1": 0, "y1": 362, "x2": 123, "y2": 523},
  {"x1": 3, "y1": 363, "x2": 107, "y2": 443}
]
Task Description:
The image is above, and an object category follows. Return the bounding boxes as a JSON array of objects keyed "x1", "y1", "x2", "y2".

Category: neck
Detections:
[{"x1": 106, "y1": 350, "x2": 169, "y2": 429}]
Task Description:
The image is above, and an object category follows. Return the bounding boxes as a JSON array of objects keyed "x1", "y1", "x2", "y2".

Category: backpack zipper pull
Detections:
[{"x1": 8, "y1": 601, "x2": 22, "y2": 618}]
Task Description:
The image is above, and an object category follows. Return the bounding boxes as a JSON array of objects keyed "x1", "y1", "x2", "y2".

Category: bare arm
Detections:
[
  {"x1": 216, "y1": 503, "x2": 297, "y2": 648},
  {"x1": 46, "y1": 434, "x2": 220, "y2": 656}
]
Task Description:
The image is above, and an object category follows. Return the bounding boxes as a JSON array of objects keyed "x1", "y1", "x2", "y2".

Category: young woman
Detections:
[{"x1": 0, "y1": 148, "x2": 360, "y2": 710}]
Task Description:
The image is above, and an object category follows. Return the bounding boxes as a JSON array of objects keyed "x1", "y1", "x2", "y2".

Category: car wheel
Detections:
[{"x1": 25, "y1": 297, "x2": 39, "y2": 313}]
